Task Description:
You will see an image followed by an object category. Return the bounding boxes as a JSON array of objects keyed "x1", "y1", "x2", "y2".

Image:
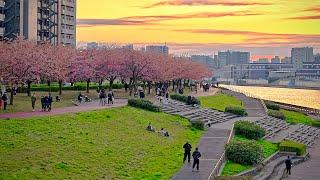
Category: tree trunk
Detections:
[
  {"x1": 27, "y1": 80, "x2": 32, "y2": 97},
  {"x1": 147, "y1": 81, "x2": 152, "y2": 94},
  {"x1": 47, "y1": 80, "x2": 51, "y2": 94},
  {"x1": 109, "y1": 79, "x2": 114, "y2": 91},
  {"x1": 172, "y1": 80, "x2": 175, "y2": 91},
  {"x1": 86, "y1": 78, "x2": 90, "y2": 93},
  {"x1": 10, "y1": 87, "x2": 14, "y2": 105},
  {"x1": 58, "y1": 80, "x2": 63, "y2": 95}
]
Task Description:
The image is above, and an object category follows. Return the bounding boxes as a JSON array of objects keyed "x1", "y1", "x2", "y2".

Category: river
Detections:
[{"x1": 221, "y1": 85, "x2": 320, "y2": 110}]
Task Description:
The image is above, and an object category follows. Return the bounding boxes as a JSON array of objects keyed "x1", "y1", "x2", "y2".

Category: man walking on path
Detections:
[
  {"x1": 183, "y1": 142, "x2": 192, "y2": 163},
  {"x1": 285, "y1": 156, "x2": 292, "y2": 175},
  {"x1": 31, "y1": 93, "x2": 37, "y2": 112},
  {"x1": 192, "y1": 147, "x2": 201, "y2": 171}
]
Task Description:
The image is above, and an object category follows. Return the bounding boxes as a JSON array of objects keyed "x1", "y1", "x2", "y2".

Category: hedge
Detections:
[
  {"x1": 268, "y1": 110, "x2": 286, "y2": 120},
  {"x1": 191, "y1": 120, "x2": 205, "y2": 130},
  {"x1": 311, "y1": 120, "x2": 320, "y2": 127},
  {"x1": 234, "y1": 121, "x2": 265, "y2": 140},
  {"x1": 17, "y1": 84, "x2": 124, "y2": 93},
  {"x1": 226, "y1": 140, "x2": 263, "y2": 165},
  {"x1": 225, "y1": 106, "x2": 247, "y2": 116},
  {"x1": 265, "y1": 102, "x2": 280, "y2": 110},
  {"x1": 279, "y1": 140, "x2": 306, "y2": 156},
  {"x1": 170, "y1": 94, "x2": 200, "y2": 105},
  {"x1": 128, "y1": 99, "x2": 161, "y2": 112}
]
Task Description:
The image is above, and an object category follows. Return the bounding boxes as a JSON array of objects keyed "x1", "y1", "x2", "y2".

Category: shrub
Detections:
[
  {"x1": 170, "y1": 94, "x2": 200, "y2": 105},
  {"x1": 170, "y1": 94, "x2": 188, "y2": 102},
  {"x1": 279, "y1": 140, "x2": 306, "y2": 156},
  {"x1": 234, "y1": 121, "x2": 265, "y2": 140},
  {"x1": 311, "y1": 120, "x2": 320, "y2": 127},
  {"x1": 226, "y1": 140, "x2": 263, "y2": 165},
  {"x1": 265, "y1": 102, "x2": 280, "y2": 110},
  {"x1": 225, "y1": 106, "x2": 247, "y2": 116},
  {"x1": 128, "y1": 99, "x2": 161, "y2": 112},
  {"x1": 191, "y1": 120, "x2": 204, "y2": 130},
  {"x1": 268, "y1": 110, "x2": 286, "y2": 120}
]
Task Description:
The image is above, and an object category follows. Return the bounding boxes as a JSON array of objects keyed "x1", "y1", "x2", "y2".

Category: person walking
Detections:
[
  {"x1": 285, "y1": 156, "x2": 292, "y2": 175},
  {"x1": 183, "y1": 142, "x2": 192, "y2": 163},
  {"x1": 192, "y1": 147, "x2": 202, "y2": 171},
  {"x1": 41, "y1": 96, "x2": 45, "y2": 111},
  {"x1": 1, "y1": 93, "x2": 8, "y2": 110},
  {"x1": 48, "y1": 94, "x2": 53, "y2": 111},
  {"x1": 31, "y1": 93, "x2": 37, "y2": 112}
]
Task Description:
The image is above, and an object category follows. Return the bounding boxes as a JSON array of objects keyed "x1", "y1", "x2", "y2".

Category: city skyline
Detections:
[{"x1": 77, "y1": 0, "x2": 320, "y2": 57}]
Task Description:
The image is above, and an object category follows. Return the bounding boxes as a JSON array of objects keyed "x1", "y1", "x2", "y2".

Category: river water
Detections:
[{"x1": 221, "y1": 85, "x2": 320, "y2": 110}]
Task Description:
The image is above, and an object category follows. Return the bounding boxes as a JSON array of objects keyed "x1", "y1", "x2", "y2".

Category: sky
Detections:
[{"x1": 77, "y1": 0, "x2": 320, "y2": 58}]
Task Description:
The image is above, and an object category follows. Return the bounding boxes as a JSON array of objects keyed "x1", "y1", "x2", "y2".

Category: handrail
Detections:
[{"x1": 208, "y1": 124, "x2": 235, "y2": 180}]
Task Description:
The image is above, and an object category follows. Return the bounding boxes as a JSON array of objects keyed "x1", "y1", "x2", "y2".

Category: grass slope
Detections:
[
  {"x1": 199, "y1": 93, "x2": 243, "y2": 111},
  {"x1": 221, "y1": 135, "x2": 278, "y2": 176},
  {"x1": 281, "y1": 109, "x2": 316, "y2": 126},
  {"x1": 0, "y1": 106, "x2": 203, "y2": 179}
]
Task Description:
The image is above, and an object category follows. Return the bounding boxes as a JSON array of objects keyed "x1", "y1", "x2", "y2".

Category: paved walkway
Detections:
[
  {"x1": 189, "y1": 88, "x2": 220, "y2": 97},
  {"x1": 285, "y1": 138, "x2": 320, "y2": 180},
  {"x1": 172, "y1": 124, "x2": 234, "y2": 180},
  {"x1": 0, "y1": 99, "x2": 128, "y2": 119},
  {"x1": 222, "y1": 90, "x2": 266, "y2": 117}
]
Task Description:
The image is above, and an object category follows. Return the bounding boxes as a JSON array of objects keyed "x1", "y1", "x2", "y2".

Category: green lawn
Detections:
[
  {"x1": 281, "y1": 109, "x2": 317, "y2": 126},
  {"x1": 221, "y1": 135, "x2": 278, "y2": 176},
  {"x1": 199, "y1": 93, "x2": 243, "y2": 111},
  {"x1": 0, "y1": 106, "x2": 203, "y2": 179}
]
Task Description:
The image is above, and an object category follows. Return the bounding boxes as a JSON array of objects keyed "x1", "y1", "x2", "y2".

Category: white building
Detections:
[
  {"x1": 190, "y1": 55, "x2": 214, "y2": 68},
  {"x1": 218, "y1": 51, "x2": 250, "y2": 67},
  {"x1": 281, "y1": 57, "x2": 291, "y2": 64},
  {"x1": 291, "y1": 47, "x2": 314, "y2": 69},
  {"x1": 271, "y1": 56, "x2": 281, "y2": 63},
  {"x1": 3, "y1": 0, "x2": 76, "y2": 46}
]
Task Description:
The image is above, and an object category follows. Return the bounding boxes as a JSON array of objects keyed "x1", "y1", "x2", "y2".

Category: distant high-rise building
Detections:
[
  {"x1": 218, "y1": 51, "x2": 250, "y2": 67},
  {"x1": 2, "y1": 0, "x2": 76, "y2": 46},
  {"x1": 87, "y1": 42, "x2": 98, "y2": 50},
  {"x1": 281, "y1": 56, "x2": 291, "y2": 64},
  {"x1": 145, "y1": 45, "x2": 169, "y2": 55},
  {"x1": 0, "y1": 0, "x2": 4, "y2": 39},
  {"x1": 218, "y1": 51, "x2": 231, "y2": 68},
  {"x1": 230, "y1": 51, "x2": 250, "y2": 65},
  {"x1": 271, "y1": 56, "x2": 281, "y2": 63},
  {"x1": 291, "y1": 47, "x2": 314, "y2": 69},
  {"x1": 314, "y1": 53, "x2": 320, "y2": 63},
  {"x1": 191, "y1": 55, "x2": 214, "y2": 68}
]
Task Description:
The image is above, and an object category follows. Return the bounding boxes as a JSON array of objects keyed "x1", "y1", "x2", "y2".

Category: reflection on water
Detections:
[{"x1": 221, "y1": 85, "x2": 320, "y2": 109}]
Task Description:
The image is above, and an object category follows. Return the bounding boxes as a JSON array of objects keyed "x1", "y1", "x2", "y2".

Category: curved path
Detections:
[
  {"x1": 285, "y1": 138, "x2": 320, "y2": 180},
  {"x1": 0, "y1": 99, "x2": 128, "y2": 119}
]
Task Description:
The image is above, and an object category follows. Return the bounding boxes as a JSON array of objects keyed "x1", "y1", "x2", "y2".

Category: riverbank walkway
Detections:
[{"x1": 0, "y1": 99, "x2": 128, "y2": 119}]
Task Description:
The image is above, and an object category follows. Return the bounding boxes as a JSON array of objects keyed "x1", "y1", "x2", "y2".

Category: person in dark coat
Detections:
[
  {"x1": 192, "y1": 147, "x2": 202, "y2": 171},
  {"x1": 48, "y1": 95, "x2": 53, "y2": 111},
  {"x1": 1, "y1": 93, "x2": 8, "y2": 110},
  {"x1": 285, "y1": 156, "x2": 292, "y2": 175},
  {"x1": 41, "y1": 96, "x2": 45, "y2": 111},
  {"x1": 44, "y1": 96, "x2": 49, "y2": 111},
  {"x1": 183, "y1": 142, "x2": 192, "y2": 163}
]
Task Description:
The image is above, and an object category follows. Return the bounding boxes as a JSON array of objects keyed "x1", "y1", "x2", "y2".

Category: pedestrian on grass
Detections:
[
  {"x1": 285, "y1": 156, "x2": 292, "y2": 175},
  {"x1": 192, "y1": 147, "x2": 201, "y2": 171},
  {"x1": 1, "y1": 93, "x2": 8, "y2": 110},
  {"x1": 183, "y1": 142, "x2": 192, "y2": 163},
  {"x1": 31, "y1": 93, "x2": 37, "y2": 112}
]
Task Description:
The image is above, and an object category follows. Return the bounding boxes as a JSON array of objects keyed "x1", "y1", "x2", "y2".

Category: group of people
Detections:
[
  {"x1": 156, "y1": 86, "x2": 169, "y2": 102},
  {"x1": 40, "y1": 94, "x2": 53, "y2": 112},
  {"x1": 98, "y1": 89, "x2": 114, "y2": 106},
  {"x1": 77, "y1": 92, "x2": 92, "y2": 104},
  {"x1": 0, "y1": 92, "x2": 8, "y2": 110},
  {"x1": 183, "y1": 142, "x2": 202, "y2": 171},
  {"x1": 146, "y1": 123, "x2": 170, "y2": 137}
]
